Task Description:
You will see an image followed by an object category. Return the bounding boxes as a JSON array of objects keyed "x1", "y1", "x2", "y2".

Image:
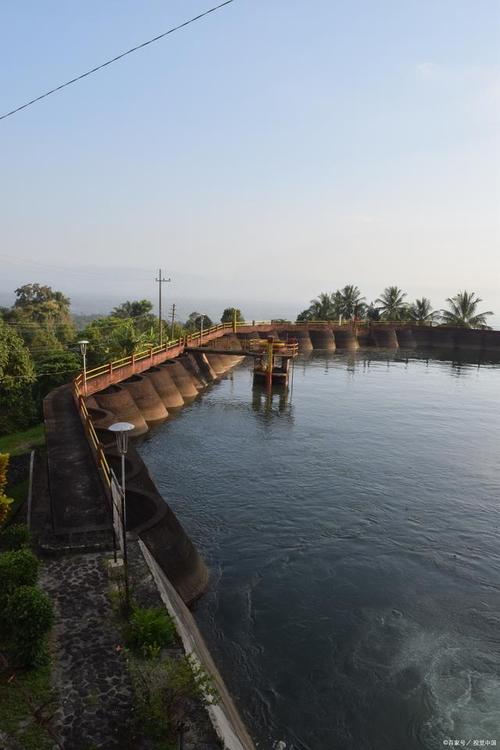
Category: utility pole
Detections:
[
  {"x1": 170, "y1": 303, "x2": 176, "y2": 340},
  {"x1": 155, "y1": 268, "x2": 171, "y2": 346}
]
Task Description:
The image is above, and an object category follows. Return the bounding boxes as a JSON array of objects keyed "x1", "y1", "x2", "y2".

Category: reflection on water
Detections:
[{"x1": 138, "y1": 350, "x2": 500, "y2": 749}]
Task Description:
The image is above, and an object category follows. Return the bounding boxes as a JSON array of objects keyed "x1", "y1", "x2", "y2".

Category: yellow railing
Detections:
[
  {"x1": 74, "y1": 377, "x2": 112, "y2": 487},
  {"x1": 73, "y1": 321, "x2": 237, "y2": 490}
]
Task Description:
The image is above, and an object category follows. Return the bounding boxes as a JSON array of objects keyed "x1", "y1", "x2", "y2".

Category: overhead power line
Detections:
[{"x1": 0, "y1": 0, "x2": 234, "y2": 122}]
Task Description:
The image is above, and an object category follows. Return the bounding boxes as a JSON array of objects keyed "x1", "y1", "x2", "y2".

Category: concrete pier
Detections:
[
  {"x1": 284, "y1": 328, "x2": 313, "y2": 352},
  {"x1": 372, "y1": 327, "x2": 399, "y2": 348},
  {"x1": 334, "y1": 329, "x2": 359, "y2": 350},
  {"x1": 309, "y1": 328, "x2": 336, "y2": 351},
  {"x1": 396, "y1": 328, "x2": 417, "y2": 348}
]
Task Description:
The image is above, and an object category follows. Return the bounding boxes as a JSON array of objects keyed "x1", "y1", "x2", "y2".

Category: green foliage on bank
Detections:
[
  {"x1": 126, "y1": 606, "x2": 177, "y2": 658},
  {"x1": 297, "y1": 286, "x2": 494, "y2": 328},
  {"x1": 1, "y1": 280, "x2": 246, "y2": 435}
]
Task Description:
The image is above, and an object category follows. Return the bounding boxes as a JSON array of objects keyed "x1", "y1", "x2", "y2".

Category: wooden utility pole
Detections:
[
  {"x1": 155, "y1": 268, "x2": 171, "y2": 346},
  {"x1": 170, "y1": 303, "x2": 176, "y2": 340}
]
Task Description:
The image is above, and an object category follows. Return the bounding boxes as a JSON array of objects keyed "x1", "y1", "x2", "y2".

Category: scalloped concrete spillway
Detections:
[
  {"x1": 372, "y1": 328, "x2": 399, "y2": 348},
  {"x1": 93, "y1": 384, "x2": 148, "y2": 435},
  {"x1": 308, "y1": 329, "x2": 336, "y2": 351},
  {"x1": 396, "y1": 328, "x2": 417, "y2": 348},
  {"x1": 334, "y1": 329, "x2": 359, "y2": 350},
  {"x1": 160, "y1": 360, "x2": 199, "y2": 399},
  {"x1": 147, "y1": 367, "x2": 185, "y2": 408},
  {"x1": 122, "y1": 374, "x2": 169, "y2": 422}
]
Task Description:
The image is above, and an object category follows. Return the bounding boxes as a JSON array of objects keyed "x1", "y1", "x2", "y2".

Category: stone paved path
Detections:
[
  {"x1": 40, "y1": 552, "x2": 135, "y2": 750},
  {"x1": 40, "y1": 543, "x2": 221, "y2": 750}
]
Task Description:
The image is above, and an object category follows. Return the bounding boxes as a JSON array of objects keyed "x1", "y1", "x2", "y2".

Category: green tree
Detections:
[
  {"x1": 366, "y1": 303, "x2": 380, "y2": 321},
  {"x1": 79, "y1": 317, "x2": 155, "y2": 366},
  {"x1": 184, "y1": 312, "x2": 213, "y2": 333},
  {"x1": 0, "y1": 319, "x2": 36, "y2": 434},
  {"x1": 375, "y1": 286, "x2": 409, "y2": 321},
  {"x1": 34, "y1": 350, "x2": 81, "y2": 403},
  {"x1": 338, "y1": 285, "x2": 365, "y2": 320},
  {"x1": 4, "y1": 283, "x2": 75, "y2": 356},
  {"x1": 220, "y1": 307, "x2": 244, "y2": 324},
  {"x1": 112, "y1": 299, "x2": 153, "y2": 319},
  {"x1": 440, "y1": 291, "x2": 493, "y2": 328},
  {"x1": 408, "y1": 297, "x2": 436, "y2": 325},
  {"x1": 111, "y1": 299, "x2": 157, "y2": 337},
  {"x1": 296, "y1": 292, "x2": 340, "y2": 321}
]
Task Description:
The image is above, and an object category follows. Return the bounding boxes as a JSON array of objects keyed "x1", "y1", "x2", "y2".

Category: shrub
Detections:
[
  {"x1": 0, "y1": 523, "x2": 31, "y2": 551},
  {"x1": 0, "y1": 454, "x2": 13, "y2": 526},
  {"x1": 5, "y1": 585, "x2": 54, "y2": 666},
  {"x1": 128, "y1": 653, "x2": 218, "y2": 740},
  {"x1": 126, "y1": 607, "x2": 176, "y2": 657},
  {"x1": 0, "y1": 548, "x2": 39, "y2": 603}
]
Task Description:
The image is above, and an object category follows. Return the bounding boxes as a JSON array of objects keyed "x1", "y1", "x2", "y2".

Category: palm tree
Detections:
[
  {"x1": 440, "y1": 291, "x2": 493, "y2": 328},
  {"x1": 310, "y1": 292, "x2": 337, "y2": 320},
  {"x1": 339, "y1": 285, "x2": 365, "y2": 319},
  {"x1": 408, "y1": 297, "x2": 436, "y2": 325},
  {"x1": 375, "y1": 286, "x2": 408, "y2": 321}
]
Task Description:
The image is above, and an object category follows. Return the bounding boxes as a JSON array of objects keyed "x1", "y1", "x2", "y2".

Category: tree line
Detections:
[
  {"x1": 297, "y1": 286, "x2": 493, "y2": 328},
  {"x1": 0, "y1": 281, "x2": 495, "y2": 436},
  {"x1": 0, "y1": 283, "x2": 243, "y2": 435}
]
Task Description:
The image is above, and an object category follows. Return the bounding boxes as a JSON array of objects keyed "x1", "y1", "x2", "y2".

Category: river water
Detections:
[{"x1": 138, "y1": 350, "x2": 500, "y2": 749}]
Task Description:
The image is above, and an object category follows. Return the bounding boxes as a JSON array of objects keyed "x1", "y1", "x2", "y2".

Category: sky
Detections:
[{"x1": 1, "y1": 0, "x2": 499, "y2": 324}]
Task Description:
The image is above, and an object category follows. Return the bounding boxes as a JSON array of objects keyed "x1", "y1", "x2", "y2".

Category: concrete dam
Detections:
[
  {"x1": 40, "y1": 322, "x2": 500, "y2": 602},
  {"x1": 36, "y1": 322, "x2": 499, "y2": 748}
]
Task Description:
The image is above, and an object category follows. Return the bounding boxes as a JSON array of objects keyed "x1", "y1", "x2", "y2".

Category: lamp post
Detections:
[
  {"x1": 108, "y1": 421, "x2": 135, "y2": 613},
  {"x1": 78, "y1": 339, "x2": 89, "y2": 395},
  {"x1": 199, "y1": 313, "x2": 207, "y2": 345}
]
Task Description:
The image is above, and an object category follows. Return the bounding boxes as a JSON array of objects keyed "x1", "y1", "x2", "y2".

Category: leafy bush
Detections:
[
  {"x1": 0, "y1": 548, "x2": 39, "y2": 603},
  {"x1": 0, "y1": 523, "x2": 31, "y2": 551},
  {"x1": 126, "y1": 606, "x2": 176, "y2": 657},
  {"x1": 128, "y1": 653, "x2": 218, "y2": 742},
  {"x1": 0, "y1": 453, "x2": 13, "y2": 526},
  {"x1": 5, "y1": 585, "x2": 54, "y2": 666}
]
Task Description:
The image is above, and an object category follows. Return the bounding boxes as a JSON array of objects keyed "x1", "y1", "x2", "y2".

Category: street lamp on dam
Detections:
[
  {"x1": 108, "y1": 421, "x2": 135, "y2": 612},
  {"x1": 199, "y1": 313, "x2": 208, "y2": 345},
  {"x1": 78, "y1": 339, "x2": 89, "y2": 394}
]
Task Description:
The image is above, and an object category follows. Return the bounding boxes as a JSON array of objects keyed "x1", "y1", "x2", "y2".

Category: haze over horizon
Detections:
[{"x1": 1, "y1": 1, "x2": 499, "y2": 324}]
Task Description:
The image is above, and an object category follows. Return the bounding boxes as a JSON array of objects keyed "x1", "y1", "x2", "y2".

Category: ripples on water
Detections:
[{"x1": 138, "y1": 350, "x2": 500, "y2": 749}]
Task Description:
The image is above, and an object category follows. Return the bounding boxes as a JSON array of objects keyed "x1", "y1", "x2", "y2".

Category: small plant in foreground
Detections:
[
  {"x1": 5, "y1": 585, "x2": 54, "y2": 667},
  {"x1": 0, "y1": 523, "x2": 31, "y2": 550},
  {"x1": 126, "y1": 606, "x2": 176, "y2": 657},
  {"x1": 0, "y1": 547, "x2": 39, "y2": 604},
  {"x1": 128, "y1": 653, "x2": 218, "y2": 742},
  {"x1": 0, "y1": 453, "x2": 13, "y2": 526}
]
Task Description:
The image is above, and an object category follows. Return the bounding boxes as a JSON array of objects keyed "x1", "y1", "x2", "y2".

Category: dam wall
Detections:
[
  {"x1": 247, "y1": 323, "x2": 500, "y2": 353},
  {"x1": 81, "y1": 339, "x2": 241, "y2": 597}
]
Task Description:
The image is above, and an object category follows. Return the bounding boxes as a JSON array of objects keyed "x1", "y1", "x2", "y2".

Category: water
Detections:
[{"x1": 137, "y1": 350, "x2": 500, "y2": 749}]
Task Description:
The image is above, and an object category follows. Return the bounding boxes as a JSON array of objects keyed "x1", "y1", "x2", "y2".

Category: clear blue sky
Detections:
[{"x1": 1, "y1": 0, "x2": 499, "y2": 322}]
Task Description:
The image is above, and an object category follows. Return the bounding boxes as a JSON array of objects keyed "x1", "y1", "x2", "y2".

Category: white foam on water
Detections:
[{"x1": 388, "y1": 614, "x2": 500, "y2": 742}]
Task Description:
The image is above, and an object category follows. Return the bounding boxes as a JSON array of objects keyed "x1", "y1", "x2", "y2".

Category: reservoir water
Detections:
[{"x1": 137, "y1": 350, "x2": 500, "y2": 749}]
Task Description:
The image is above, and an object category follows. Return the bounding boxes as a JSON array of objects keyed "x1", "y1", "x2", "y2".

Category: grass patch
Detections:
[
  {"x1": 0, "y1": 657, "x2": 55, "y2": 750},
  {"x1": 0, "y1": 425, "x2": 45, "y2": 456}
]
